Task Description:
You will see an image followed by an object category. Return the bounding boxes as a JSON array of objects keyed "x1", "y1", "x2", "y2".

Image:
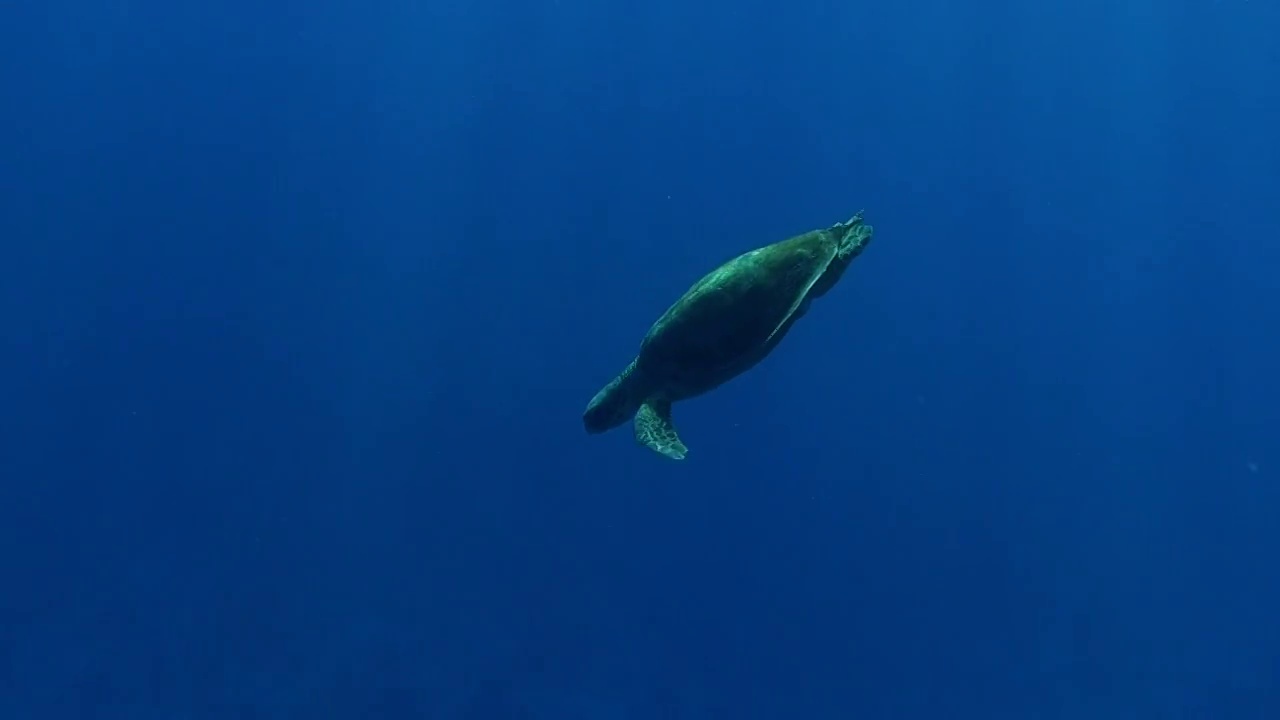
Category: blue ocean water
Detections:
[{"x1": 1, "y1": 0, "x2": 1278, "y2": 717}]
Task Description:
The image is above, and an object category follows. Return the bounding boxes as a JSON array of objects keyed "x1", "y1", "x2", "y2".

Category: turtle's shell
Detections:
[{"x1": 636, "y1": 227, "x2": 840, "y2": 399}]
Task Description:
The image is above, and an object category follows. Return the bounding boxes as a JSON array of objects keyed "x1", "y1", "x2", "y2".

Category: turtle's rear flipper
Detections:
[{"x1": 635, "y1": 399, "x2": 688, "y2": 460}]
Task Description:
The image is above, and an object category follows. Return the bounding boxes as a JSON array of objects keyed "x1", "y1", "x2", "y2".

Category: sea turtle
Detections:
[{"x1": 582, "y1": 210, "x2": 874, "y2": 460}]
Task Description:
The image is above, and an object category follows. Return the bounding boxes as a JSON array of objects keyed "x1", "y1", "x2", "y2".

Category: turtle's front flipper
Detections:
[{"x1": 635, "y1": 399, "x2": 688, "y2": 460}]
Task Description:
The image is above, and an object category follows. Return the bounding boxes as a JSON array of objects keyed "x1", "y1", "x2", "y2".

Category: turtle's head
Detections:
[
  {"x1": 809, "y1": 211, "x2": 874, "y2": 300},
  {"x1": 583, "y1": 359, "x2": 644, "y2": 433},
  {"x1": 831, "y1": 210, "x2": 873, "y2": 262}
]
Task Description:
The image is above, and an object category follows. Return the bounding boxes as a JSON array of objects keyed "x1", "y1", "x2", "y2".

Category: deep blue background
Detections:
[{"x1": 2, "y1": 0, "x2": 1278, "y2": 717}]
